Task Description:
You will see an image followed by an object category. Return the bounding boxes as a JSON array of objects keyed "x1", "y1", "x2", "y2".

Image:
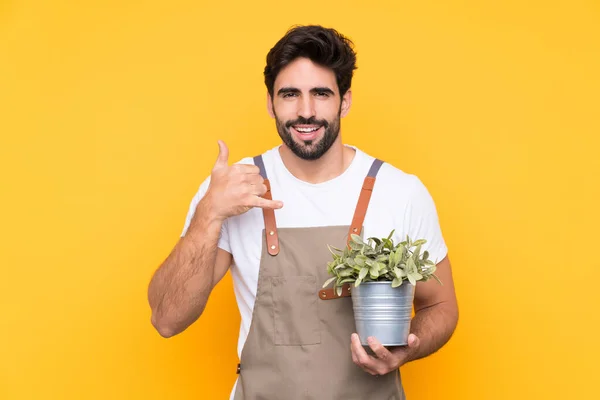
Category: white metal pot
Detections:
[{"x1": 351, "y1": 281, "x2": 415, "y2": 346}]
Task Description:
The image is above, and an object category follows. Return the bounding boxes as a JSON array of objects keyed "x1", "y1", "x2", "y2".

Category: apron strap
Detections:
[
  {"x1": 347, "y1": 158, "x2": 384, "y2": 246},
  {"x1": 321, "y1": 158, "x2": 384, "y2": 300},
  {"x1": 254, "y1": 155, "x2": 280, "y2": 256},
  {"x1": 253, "y1": 155, "x2": 384, "y2": 257}
]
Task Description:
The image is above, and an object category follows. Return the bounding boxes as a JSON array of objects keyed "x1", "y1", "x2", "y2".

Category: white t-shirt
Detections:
[{"x1": 180, "y1": 144, "x2": 448, "y2": 396}]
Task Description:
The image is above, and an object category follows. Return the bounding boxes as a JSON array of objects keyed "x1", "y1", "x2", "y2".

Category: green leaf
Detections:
[
  {"x1": 354, "y1": 255, "x2": 367, "y2": 266},
  {"x1": 336, "y1": 285, "x2": 343, "y2": 297},
  {"x1": 322, "y1": 276, "x2": 336, "y2": 288},
  {"x1": 412, "y1": 239, "x2": 427, "y2": 246},
  {"x1": 407, "y1": 274, "x2": 416, "y2": 286},
  {"x1": 355, "y1": 277, "x2": 363, "y2": 287},
  {"x1": 349, "y1": 241, "x2": 364, "y2": 251},
  {"x1": 392, "y1": 278, "x2": 403, "y2": 288},
  {"x1": 383, "y1": 238, "x2": 394, "y2": 250},
  {"x1": 340, "y1": 278, "x2": 355, "y2": 284},
  {"x1": 423, "y1": 251, "x2": 429, "y2": 260},
  {"x1": 338, "y1": 269, "x2": 354, "y2": 277},
  {"x1": 413, "y1": 244, "x2": 421, "y2": 261},
  {"x1": 395, "y1": 245, "x2": 405, "y2": 263},
  {"x1": 327, "y1": 244, "x2": 343, "y2": 255},
  {"x1": 359, "y1": 267, "x2": 369, "y2": 280},
  {"x1": 393, "y1": 267, "x2": 405, "y2": 278},
  {"x1": 407, "y1": 257, "x2": 417, "y2": 272},
  {"x1": 387, "y1": 229, "x2": 395, "y2": 240},
  {"x1": 351, "y1": 234, "x2": 365, "y2": 245},
  {"x1": 369, "y1": 268, "x2": 379, "y2": 279}
]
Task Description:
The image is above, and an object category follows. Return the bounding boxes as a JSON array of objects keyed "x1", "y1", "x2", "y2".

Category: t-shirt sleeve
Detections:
[
  {"x1": 180, "y1": 176, "x2": 231, "y2": 254},
  {"x1": 404, "y1": 176, "x2": 448, "y2": 265}
]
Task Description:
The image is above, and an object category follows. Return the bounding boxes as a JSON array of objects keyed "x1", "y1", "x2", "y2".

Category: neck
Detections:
[{"x1": 278, "y1": 137, "x2": 356, "y2": 184}]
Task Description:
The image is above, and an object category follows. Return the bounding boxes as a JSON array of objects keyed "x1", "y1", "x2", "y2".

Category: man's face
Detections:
[{"x1": 268, "y1": 57, "x2": 352, "y2": 160}]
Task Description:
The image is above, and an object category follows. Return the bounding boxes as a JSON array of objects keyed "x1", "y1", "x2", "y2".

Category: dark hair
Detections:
[{"x1": 264, "y1": 25, "x2": 357, "y2": 98}]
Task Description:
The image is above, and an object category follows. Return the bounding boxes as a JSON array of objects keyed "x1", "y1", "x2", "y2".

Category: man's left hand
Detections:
[{"x1": 350, "y1": 333, "x2": 420, "y2": 376}]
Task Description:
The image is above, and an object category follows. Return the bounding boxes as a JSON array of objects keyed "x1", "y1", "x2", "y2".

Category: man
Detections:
[{"x1": 148, "y1": 25, "x2": 458, "y2": 399}]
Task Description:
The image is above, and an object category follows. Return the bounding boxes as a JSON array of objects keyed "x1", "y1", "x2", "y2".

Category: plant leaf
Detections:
[
  {"x1": 412, "y1": 239, "x2": 427, "y2": 246},
  {"x1": 387, "y1": 229, "x2": 395, "y2": 240},
  {"x1": 355, "y1": 255, "x2": 367, "y2": 266},
  {"x1": 393, "y1": 267, "x2": 405, "y2": 278},
  {"x1": 383, "y1": 238, "x2": 394, "y2": 250},
  {"x1": 336, "y1": 285, "x2": 343, "y2": 297},
  {"x1": 392, "y1": 277, "x2": 403, "y2": 288},
  {"x1": 407, "y1": 274, "x2": 416, "y2": 286},
  {"x1": 351, "y1": 234, "x2": 365, "y2": 245},
  {"x1": 322, "y1": 276, "x2": 337, "y2": 288},
  {"x1": 359, "y1": 267, "x2": 369, "y2": 280},
  {"x1": 413, "y1": 244, "x2": 421, "y2": 262},
  {"x1": 369, "y1": 268, "x2": 379, "y2": 279},
  {"x1": 339, "y1": 269, "x2": 354, "y2": 277}
]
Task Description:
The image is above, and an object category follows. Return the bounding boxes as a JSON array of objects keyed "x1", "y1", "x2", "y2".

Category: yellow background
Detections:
[{"x1": 1, "y1": 0, "x2": 599, "y2": 399}]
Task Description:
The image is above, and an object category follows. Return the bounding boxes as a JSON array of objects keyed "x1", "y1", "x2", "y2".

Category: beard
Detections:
[{"x1": 274, "y1": 111, "x2": 341, "y2": 161}]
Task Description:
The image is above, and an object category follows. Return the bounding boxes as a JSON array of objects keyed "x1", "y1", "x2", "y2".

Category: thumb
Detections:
[
  {"x1": 213, "y1": 140, "x2": 229, "y2": 169},
  {"x1": 407, "y1": 334, "x2": 420, "y2": 348}
]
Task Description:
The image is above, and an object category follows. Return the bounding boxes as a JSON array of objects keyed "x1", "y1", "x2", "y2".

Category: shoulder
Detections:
[{"x1": 355, "y1": 147, "x2": 423, "y2": 198}]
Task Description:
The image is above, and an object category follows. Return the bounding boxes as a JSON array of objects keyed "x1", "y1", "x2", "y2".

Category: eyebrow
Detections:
[{"x1": 277, "y1": 87, "x2": 336, "y2": 96}]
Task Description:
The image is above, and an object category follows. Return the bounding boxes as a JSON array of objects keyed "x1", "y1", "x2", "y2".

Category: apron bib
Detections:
[{"x1": 233, "y1": 155, "x2": 405, "y2": 400}]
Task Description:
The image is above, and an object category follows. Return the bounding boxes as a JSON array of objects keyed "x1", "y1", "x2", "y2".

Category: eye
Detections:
[
  {"x1": 282, "y1": 92, "x2": 298, "y2": 98},
  {"x1": 315, "y1": 91, "x2": 330, "y2": 97}
]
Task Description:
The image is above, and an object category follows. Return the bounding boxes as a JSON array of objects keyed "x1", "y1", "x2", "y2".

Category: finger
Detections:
[
  {"x1": 251, "y1": 196, "x2": 283, "y2": 210},
  {"x1": 350, "y1": 336, "x2": 379, "y2": 375},
  {"x1": 351, "y1": 333, "x2": 378, "y2": 372},
  {"x1": 232, "y1": 164, "x2": 261, "y2": 175},
  {"x1": 407, "y1": 333, "x2": 420, "y2": 349},
  {"x1": 213, "y1": 140, "x2": 229, "y2": 170},
  {"x1": 249, "y1": 183, "x2": 267, "y2": 197},
  {"x1": 367, "y1": 336, "x2": 392, "y2": 364},
  {"x1": 246, "y1": 173, "x2": 265, "y2": 186}
]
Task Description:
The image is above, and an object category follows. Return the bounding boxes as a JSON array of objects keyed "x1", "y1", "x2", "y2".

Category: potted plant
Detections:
[{"x1": 322, "y1": 230, "x2": 442, "y2": 346}]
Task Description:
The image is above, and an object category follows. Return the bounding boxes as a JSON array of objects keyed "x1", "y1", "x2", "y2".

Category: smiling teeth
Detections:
[{"x1": 296, "y1": 127, "x2": 319, "y2": 133}]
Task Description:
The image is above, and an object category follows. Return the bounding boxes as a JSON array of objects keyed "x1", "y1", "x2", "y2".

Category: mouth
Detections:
[{"x1": 291, "y1": 125, "x2": 323, "y2": 141}]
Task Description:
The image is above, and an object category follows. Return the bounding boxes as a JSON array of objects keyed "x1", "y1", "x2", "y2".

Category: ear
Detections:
[
  {"x1": 267, "y1": 92, "x2": 275, "y2": 118},
  {"x1": 340, "y1": 89, "x2": 352, "y2": 118}
]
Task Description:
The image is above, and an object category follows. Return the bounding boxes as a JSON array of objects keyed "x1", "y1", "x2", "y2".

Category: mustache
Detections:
[{"x1": 285, "y1": 116, "x2": 329, "y2": 129}]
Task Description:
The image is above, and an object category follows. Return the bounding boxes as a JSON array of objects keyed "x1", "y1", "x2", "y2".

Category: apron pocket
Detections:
[{"x1": 271, "y1": 276, "x2": 321, "y2": 345}]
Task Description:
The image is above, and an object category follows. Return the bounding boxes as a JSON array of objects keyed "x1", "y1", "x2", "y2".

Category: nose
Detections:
[{"x1": 297, "y1": 95, "x2": 315, "y2": 120}]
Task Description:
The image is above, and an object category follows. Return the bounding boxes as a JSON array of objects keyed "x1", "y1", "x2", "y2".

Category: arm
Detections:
[
  {"x1": 405, "y1": 254, "x2": 459, "y2": 362},
  {"x1": 148, "y1": 140, "x2": 283, "y2": 338},
  {"x1": 148, "y1": 195, "x2": 232, "y2": 338}
]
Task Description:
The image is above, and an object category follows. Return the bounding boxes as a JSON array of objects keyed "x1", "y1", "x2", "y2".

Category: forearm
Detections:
[
  {"x1": 148, "y1": 196, "x2": 222, "y2": 337},
  {"x1": 406, "y1": 301, "x2": 458, "y2": 362}
]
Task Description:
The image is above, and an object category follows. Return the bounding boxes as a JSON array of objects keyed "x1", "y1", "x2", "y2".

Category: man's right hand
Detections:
[{"x1": 204, "y1": 140, "x2": 283, "y2": 220}]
